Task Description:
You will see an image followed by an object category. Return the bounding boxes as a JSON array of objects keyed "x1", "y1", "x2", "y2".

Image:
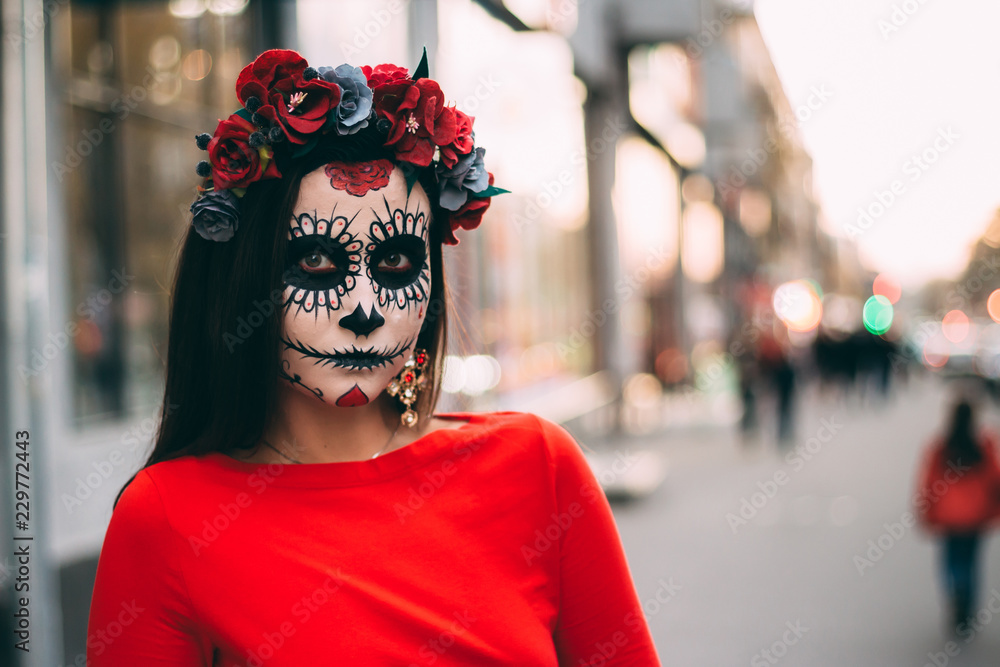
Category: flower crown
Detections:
[{"x1": 189, "y1": 48, "x2": 507, "y2": 245}]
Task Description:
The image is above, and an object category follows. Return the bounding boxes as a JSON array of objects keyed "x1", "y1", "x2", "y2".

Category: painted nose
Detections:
[{"x1": 338, "y1": 303, "x2": 385, "y2": 337}]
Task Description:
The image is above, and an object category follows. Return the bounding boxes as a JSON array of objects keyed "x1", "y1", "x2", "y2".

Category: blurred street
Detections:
[{"x1": 611, "y1": 376, "x2": 1000, "y2": 665}]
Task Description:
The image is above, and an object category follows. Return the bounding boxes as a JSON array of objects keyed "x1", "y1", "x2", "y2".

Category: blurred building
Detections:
[{"x1": 0, "y1": 0, "x2": 844, "y2": 663}]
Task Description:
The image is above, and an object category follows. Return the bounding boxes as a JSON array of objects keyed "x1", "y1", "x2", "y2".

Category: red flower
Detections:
[
  {"x1": 235, "y1": 49, "x2": 341, "y2": 145},
  {"x1": 260, "y1": 76, "x2": 342, "y2": 145},
  {"x1": 325, "y1": 159, "x2": 394, "y2": 196},
  {"x1": 235, "y1": 49, "x2": 308, "y2": 105},
  {"x1": 439, "y1": 109, "x2": 475, "y2": 169},
  {"x1": 444, "y1": 172, "x2": 494, "y2": 245},
  {"x1": 363, "y1": 64, "x2": 410, "y2": 90},
  {"x1": 207, "y1": 113, "x2": 280, "y2": 190},
  {"x1": 374, "y1": 79, "x2": 458, "y2": 167}
]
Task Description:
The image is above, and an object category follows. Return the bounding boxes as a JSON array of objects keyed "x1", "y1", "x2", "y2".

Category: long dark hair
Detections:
[
  {"x1": 943, "y1": 400, "x2": 983, "y2": 468},
  {"x1": 115, "y1": 124, "x2": 451, "y2": 508}
]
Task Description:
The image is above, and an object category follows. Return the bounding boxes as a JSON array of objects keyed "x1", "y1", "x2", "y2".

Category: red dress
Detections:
[
  {"x1": 86, "y1": 410, "x2": 661, "y2": 666},
  {"x1": 915, "y1": 430, "x2": 1000, "y2": 532}
]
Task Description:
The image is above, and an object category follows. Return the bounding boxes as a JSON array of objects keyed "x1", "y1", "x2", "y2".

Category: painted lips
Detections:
[{"x1": 280, "y1": 335, "x2": 413, "y2": 371}]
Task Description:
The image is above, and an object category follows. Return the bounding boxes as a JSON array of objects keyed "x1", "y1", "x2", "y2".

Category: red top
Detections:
[
  {"x1": 86, "y1": 410, "x2": 661, "y2": 666},
  {"x1": 915, "y1": 430, "x2": 1000, "y2": 532}
]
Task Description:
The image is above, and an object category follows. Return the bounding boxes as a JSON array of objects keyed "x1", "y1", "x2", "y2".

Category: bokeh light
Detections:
[
  {"x1": 923, "y1": 333, "x2": 950, "y2": 369},
  {"x1": 862, "y1": 295, "x2": 893, "y2": 335},
  {"x1": 942, "y1": 310, "x2": 970, "y2": 343},
  {"x1": 988, "y1": 289, "x2": 1000, "y2": 323},
  {"x1": 872, "y1": 273, "x2": 901, "y2": 304},
  {"x1": 773, "y1": 280, "x2": 823, "y2": 333}
]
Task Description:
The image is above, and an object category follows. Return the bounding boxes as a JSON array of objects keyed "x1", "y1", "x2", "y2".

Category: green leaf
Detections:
[
  {"x1": 404, "y1": 166, "x2": 420, "y2": 197},
  {"x1": 412, "y1": 46, "x2": 429, "y2": 80},
  {"x1": 291, "y1": 135, "x2": 319, "y2": 159},
  {"x1": 471, "y1": 185, "x2": 510, "y2": 198},
  {"x1": 234, "y1": 107, "x2": 253, "y2": 122}
]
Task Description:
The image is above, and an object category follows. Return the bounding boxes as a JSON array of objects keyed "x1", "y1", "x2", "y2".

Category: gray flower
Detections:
[
  {"x1": 436, "y1": 147, "x2": 489, "y2": 211},
  {"x1": 318, "y1": 64, "x2": 373, "y2": 136},
  {"x1": 190, "y1": 189, "x2": 240, "y2": 242}
]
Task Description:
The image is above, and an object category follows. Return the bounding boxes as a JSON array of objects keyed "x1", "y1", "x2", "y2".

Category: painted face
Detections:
[{"x1": 279, "y1": 160, "x2": 432, "y2": 407}]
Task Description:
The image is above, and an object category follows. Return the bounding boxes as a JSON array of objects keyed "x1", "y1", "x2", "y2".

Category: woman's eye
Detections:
[
  {"x1": 377, "y1": 252, "x2": 412, "y2": 273},
  {"x1": 299, "y1": 252, "x2": 337, "y2": 273}
]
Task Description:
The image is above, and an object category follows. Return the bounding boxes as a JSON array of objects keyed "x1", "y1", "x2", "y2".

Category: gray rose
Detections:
[
  {"x1": 190, "y1": 189, "x2": 240, "y2": 242},
  {"x1": 436, "y1": 147, "x2": 489, "y2": 211},
  {"x1": 318, "y1": 64, "x2": 374, "y2": 136}
]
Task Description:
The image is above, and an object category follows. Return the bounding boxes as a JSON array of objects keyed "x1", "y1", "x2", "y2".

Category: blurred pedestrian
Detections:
[
  {"x1": 758, "y1": 330, "x2": 796, "y2": 447},
  {"x1": 915, "y1": 399, "x2": 1000, "y2": 631}
]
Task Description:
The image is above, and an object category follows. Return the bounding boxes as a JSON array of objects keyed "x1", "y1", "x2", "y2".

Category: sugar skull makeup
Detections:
[{"x1": 279, "y1": 162, "x2": 431, "y2": 407}]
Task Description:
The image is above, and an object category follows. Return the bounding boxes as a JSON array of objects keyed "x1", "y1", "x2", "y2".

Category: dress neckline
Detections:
[{"x1": 202, "y1": 411, "x2": 488, "y2": 488}]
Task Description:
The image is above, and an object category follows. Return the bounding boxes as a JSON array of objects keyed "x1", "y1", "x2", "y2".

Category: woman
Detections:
[
  {"x1": 915, "y1": 398, "x2": 1000, "y2": 631},
  {"x1": 85, "y1": 49, "x2": 661, "y2": 665}
]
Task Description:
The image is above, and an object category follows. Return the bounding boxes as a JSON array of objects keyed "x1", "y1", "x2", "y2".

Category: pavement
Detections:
[{"x1": 602, "y1": 374, "x2": 1000, "y2": 666}]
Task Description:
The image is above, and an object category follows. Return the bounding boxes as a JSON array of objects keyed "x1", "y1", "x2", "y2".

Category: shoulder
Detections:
[
  {"x1": 106, "y1": 468, "x2": 176, "y2": 547},
  {"x1": 470, "y1": 410, "x2": 590, "y2": 475},
  {"x1": 471, "y1": 410, "x2": 582, "y2": 451}
]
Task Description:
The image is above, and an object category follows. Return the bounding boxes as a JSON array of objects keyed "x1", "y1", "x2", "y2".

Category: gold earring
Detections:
[{"x1": 387, "y1": 348, "x2": 429, "y2": 427}]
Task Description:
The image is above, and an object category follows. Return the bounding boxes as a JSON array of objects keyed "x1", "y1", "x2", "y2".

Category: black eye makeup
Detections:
[
  {"x1": 368, "y1": 234, "x2": 426, "y2": 289},
  {"x1": 366, "y1": 198, "x2": 432, "y2": 313},
  {"x1": 283, "y1": 210, "x2": 362, "y2": 318}
]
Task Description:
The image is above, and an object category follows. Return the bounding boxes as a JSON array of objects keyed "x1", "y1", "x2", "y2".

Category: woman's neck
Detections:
[{"x1": 255, "y1": 384, "x2": 410, "y2": 464}]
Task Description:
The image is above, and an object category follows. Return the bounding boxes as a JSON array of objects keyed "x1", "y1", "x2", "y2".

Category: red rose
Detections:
[
  {"x1": 235, "y1": 49, "x2": 341, "y2": 145},
  {"x1": 444, "y1": 172, "x2": 494, "y2": 245},
  {"x1": 207, "y1": 113, "x2": 280, "y2": 190},
  {"x1": 258, "y1": 75, "x2": 342, "y2": 145},
  {"x1": 439, "y1": 109, "x2": 475, "y2": 169},
  {"x1": 362, "y1": 63, "x2": 410, "y2": 90},
  {"x1": 325, "y1": 159, "x2": 394, "y2": 196},
  {"x1": 374, "y1": 79, "x2": 458, "y2": 167},
  {"x1": 235, "y1": 49, "x2": 308, "y2": 105}
]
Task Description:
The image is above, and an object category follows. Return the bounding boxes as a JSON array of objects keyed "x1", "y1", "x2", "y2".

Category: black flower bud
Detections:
[
  {"x1": 195, "y1": 160, "x2": 212, "y2": 177},
  {"x1": 245, "y1": 96, "x2": 262, "y2": 113},
  {"x1": 195, "y1": 133, "x2": 212, "y2": 150},
  {"x1": 248, "y1": 131, "x2": 266, "y2": 148},
  {"x1": 251, "y1": 112, "x2": 267, "y2": 127},
  {"x1": 376, "y1": 117, "x2": 392, "y2": 134},
  {"x1": 268, "y1": 125, "x2": 285, "y2": 143},
  {"x1": 303, "y1": 67, "x2": 319, "y2": 81}
]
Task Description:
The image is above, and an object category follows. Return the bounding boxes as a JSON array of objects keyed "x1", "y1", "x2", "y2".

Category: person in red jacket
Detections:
[
  {"x1": 85, "y1": 48, "x2": 661, "y2": 665},
  {"x1": 915, "y1": 399, "x2": 1000, "y2": 630}
]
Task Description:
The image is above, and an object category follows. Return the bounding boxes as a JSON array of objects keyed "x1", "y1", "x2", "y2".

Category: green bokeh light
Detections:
[{"x1": 863, "y1": 295, "x2": 893, "y2": 335}]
